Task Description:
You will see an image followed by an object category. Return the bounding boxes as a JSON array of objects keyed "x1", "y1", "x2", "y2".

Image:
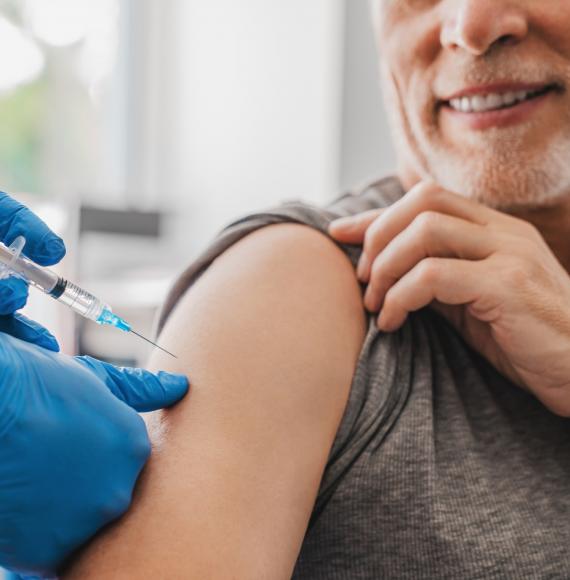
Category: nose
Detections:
[{"x1": 441, "y1": 0, "x2": 529, "y2": 56}]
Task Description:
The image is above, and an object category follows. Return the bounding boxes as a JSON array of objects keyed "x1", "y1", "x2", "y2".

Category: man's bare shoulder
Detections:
[
  {"x1": 172, "y1": 221, "x2": 366, "y2": 337},
  {"x1": 63, "y1": 222, "x2": 367, "y2": 579},
  {"x1": 156, "y1": 221, "x2": 367, "y2": 398}
]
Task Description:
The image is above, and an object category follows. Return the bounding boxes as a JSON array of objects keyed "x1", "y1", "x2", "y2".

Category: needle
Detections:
[{"x1": 129, "y1": 329, "x2": 178, "y2": 359}]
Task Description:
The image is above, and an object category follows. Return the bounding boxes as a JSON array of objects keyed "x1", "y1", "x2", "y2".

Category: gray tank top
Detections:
[{"x1": 158, "y1": 177, "x2": 570, "y2": 579}]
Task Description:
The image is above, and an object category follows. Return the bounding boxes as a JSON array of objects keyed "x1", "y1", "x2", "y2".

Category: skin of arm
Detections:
[{"x1": 62, "y1": 223, "x2": 367, "y2": 579}]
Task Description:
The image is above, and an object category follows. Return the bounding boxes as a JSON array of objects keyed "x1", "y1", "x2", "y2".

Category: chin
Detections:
[
  {"x1": 381, "y1": 70, "x2": 570, "y2": 211},
  {"x1": 419, "y1": 128, "x2": 570, "y2": 211}
]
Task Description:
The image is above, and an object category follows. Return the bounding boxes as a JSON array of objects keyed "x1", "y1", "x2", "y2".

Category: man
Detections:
[{"x1": 63, "y1": 0, "x2": 570, "y2": 578}]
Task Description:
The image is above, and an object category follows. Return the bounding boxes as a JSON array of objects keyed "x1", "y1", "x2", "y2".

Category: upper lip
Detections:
[{"x1": 440, "y1": 82, "x2": 558, "y2": 102}]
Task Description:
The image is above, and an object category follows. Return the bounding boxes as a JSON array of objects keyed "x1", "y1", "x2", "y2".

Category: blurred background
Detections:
[{"x1": 0, "y1": 0, "x2": 395, "y2": 378}]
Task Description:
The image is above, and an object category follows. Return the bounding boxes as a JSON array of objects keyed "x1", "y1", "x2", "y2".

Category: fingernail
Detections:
[
  {"x1": 0, "y1": 285, "x2": 14, "y2": 299},
  {"x1": 329, "y1": 217, "x2": 354, "y2": 230},
  {"x1": 357, "y1": 254, "x2": 369, "y2": 279},
  {"x1": 45, "y1": 237, "x2": 66, "y2": 259},
  {"x1": 376, "y1": 311, "x2": 385, "y2": 330},
  {"x1": 365, "y1": 294, "x2": 378, "y2": 312},
  {"x1": 158, "y1": 371, "x2": 190, "y2": 396},
  {"x1": 9, "y1": 293, "x2": 27, "y2": 312}
]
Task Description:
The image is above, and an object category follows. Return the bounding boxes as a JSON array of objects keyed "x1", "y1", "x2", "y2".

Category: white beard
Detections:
[
  {"x1": 423, "y1": 122, "x2": 570, "y2": 211},
  {"x1": 380, "y1": 56, "x2": 570, "y2": 211}
]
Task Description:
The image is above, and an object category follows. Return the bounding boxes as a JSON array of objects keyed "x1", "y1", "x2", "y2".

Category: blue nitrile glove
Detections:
[
  {"x1": 0, "y1": 334, "x2": 189, "y2": 577},
  {"x1": 0, "y1": 191, "x2": 66, "y2": 351}
]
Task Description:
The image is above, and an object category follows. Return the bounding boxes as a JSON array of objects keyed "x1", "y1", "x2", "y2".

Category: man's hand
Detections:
[{"x1": 328, "y1": 181, "x2": 570, "y2": 417}]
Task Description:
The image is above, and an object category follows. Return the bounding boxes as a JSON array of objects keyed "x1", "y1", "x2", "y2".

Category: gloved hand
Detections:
[
  {"x1": 0, "y1": 191, "x2": 66, "y2": 351},
  {"x1": 0, "y1": 334, "x2": 189, "y2": 577},
  {"x1": 0, "y1": 192, "x2": 190, "y2": 576}
]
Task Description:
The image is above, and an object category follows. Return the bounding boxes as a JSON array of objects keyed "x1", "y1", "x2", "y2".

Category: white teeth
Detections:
[
  {"x1": 471, "y1": 95, "x2": 487, "y2": 112},
  {"x1": 503, "y1": 92, "x2": 516, "y2": 105},
  {"x1": 447, "y1": 88, "x2": 545, "y2": 113},
  {"x1": 486, "y1": 93, "x2": 503, "y2": 109}
]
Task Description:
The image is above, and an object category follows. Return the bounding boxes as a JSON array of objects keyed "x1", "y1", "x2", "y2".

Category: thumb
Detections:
[
  {"x1": 75, "y1": 355, "x2": 190, "y2": 412},
  {"x1": 0, "y1": 312, "x2": 60, "y2": 352},
  {"x1": 327, "y1": 208, "x2": 386, "y2": 243}
]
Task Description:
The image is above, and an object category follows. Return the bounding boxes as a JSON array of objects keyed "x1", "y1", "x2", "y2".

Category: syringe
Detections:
[{"x1": 0, "y1": 236, "x2": 176, "y2": 358}]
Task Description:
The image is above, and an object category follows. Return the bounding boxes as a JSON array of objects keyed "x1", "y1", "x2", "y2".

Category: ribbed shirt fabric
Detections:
[{"x1": 158, "y1": 176, "x2": 570, "y2": 579}]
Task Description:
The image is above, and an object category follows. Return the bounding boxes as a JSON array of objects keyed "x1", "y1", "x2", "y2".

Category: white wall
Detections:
[
  {"x1": 162, "y1": 0, "x2": 346, "y2": 266},
  {"x1": 339, "y1": 0, "x2": 395, "y2": 192},
  {"x1": 73, "y1": 0, "x2": 397, "y2": 363},
  {"x1": 119, "y1": 0, "x2": 395, "y2": 272}
]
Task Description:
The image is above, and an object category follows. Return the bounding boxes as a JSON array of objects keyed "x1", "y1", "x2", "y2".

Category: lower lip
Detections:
[{"x1": 441, "y1": 90, "x2": 554, "y2": 130}]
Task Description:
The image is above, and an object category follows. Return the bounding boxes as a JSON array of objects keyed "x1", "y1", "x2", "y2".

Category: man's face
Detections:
[{"x1": 375, "y1": 0, "x2": 570, "y2": 210}]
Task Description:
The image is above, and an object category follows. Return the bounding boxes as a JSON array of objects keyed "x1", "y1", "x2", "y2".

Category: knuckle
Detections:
[
  {"x1": 519, "y1": 219, "x2": 541, "y2": 240},
  {"x1": 410, "y1": 181, "x2": 442, "y2": 206},
  {"x1": 126, "y1": 415, "x2": 152, "y2": 463},
  {"x1": 135, "y1": 431, "x2": 152, "y2": 463},
  {"x1": 362, "y1": 208, "x2": 384, "y2": 223},
  {"x1": 414, "y1": 211, "x2": 441, "y2": 235},
  {"x1": 410, "y1": 183, "x2": 432, "y2": 205},
  {"x1": 504, "y1": 258, "x2": 531, "y2": 287},
  {"x1": 370, "y1": 253, "x2": 385, "y2": 277},
  {"x1": 417, "y1": 258, "x2": 441, "y2": 284},
  {"x1": 369, "y1": 259, "x2": 382, "y2": 283},
  {"x1": 370, "y1": 255, "x2": 396, "y2": 286},
  {"x1": 509, "y1": 240, "x2": 544, "y2": 275},
  {"x1": 10, "y1": 294, "x2": 27, "y2": 312},
  {"x1": 363, "y1": 224, "x2": 379, "y2": 250},
  {"x1": 381, "y1": 288, "x2": 397, "y2": 312},
  {"x1": 0, "y1": 282, "x2": 14, "y2": 299},
  {"x1": 101, "y1": 489, "x2": 133, "y2": 522},
  {"x1": 508, "y1": 216, "x2": 543, "y2": 243},
  {"x1": 552, "y1": 406, "x2": 570, "y2": 419},
  {"x1": 542, "y1": 395, "x2": 570, "y2": 418},
  {"x1": 110, "y1": 412, "x2": 150, "y2": 461}
]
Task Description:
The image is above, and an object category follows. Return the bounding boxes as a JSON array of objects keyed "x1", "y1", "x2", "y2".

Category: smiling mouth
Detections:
[{"x1": 440, "y1": 84, "x2": 562, "y2": 114}]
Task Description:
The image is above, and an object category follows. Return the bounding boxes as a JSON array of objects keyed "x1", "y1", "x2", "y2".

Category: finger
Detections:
[
  {"x1": 327, "y1": 209, "x2": 386, "y2": 243},
  {"x1": 0, "y1": 312, "x2": 60, "y2": 351},
  {"x1": 376, "y1": 257, "x2": 485, "y2": 332},
  {"x1": 0, "y1": 277, "x2": 28, "y2": 314},
  {"x1": 0, "y1": 191, "x2": 66, "y2": 266},
  {"x1": 75, "y1": 356, "x2": 190, "y2": 413},
  {"x1": 363, "y1": 212, "x2": 496, "y2": 311},
  {"x1": 357, "y1": 182, "x2": 514, "y2": 282}
]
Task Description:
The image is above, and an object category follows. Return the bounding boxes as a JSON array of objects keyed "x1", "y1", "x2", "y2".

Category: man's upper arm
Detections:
[{"x1": 63, "y1": 223, "x2": 367, "y2": 579}]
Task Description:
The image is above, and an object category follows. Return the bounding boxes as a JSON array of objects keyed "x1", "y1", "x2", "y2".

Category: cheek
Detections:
[
  {"x1": 381, "y1": 3, "x2": 442, "y2": 67},
  {"x1": 381, "y1": 10, "x2": 442, "y2": 122},
  {"x1": 536, "y1": 7, "x2": 570, "y2": 60}
]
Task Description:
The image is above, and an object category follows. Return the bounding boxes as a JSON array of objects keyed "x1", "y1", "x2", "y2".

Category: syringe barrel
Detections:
[
  {"x1": 0, "y1": 243, "x2": 59, "y2": 293},
  {"x1": 54, "y1": 280, "x2": 106, "y2": 322},
  {"x1": 0, "y1": 241, "x2": 112, "y2": 325}
]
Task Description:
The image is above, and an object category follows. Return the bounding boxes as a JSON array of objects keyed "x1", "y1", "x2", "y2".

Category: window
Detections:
[{"x1": 0, "y1": 0, "x2": 123, "y2": 201}]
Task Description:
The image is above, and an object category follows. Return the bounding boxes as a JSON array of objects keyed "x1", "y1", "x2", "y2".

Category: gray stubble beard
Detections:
[
  {"x1": 380, "y1": 64, "x2": 570, "y2": 211},
  {"x1": 421, "y1": 121, "x2": 570, "y2": 211}
]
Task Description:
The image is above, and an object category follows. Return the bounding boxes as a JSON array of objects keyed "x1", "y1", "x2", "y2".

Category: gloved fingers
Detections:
[
  {"x1": 0, "y1": 277, "x2": 28, "y2": 314},
  {"x1": 75, "y1": 356, "x2": 190, "y2": 413},
  {"x1": 0, "y1": 313, "x2": 60, "y2": 352},
  {"x1": 16, "y1": 574, "x2": 58, "y2": 580},
  {"x1": 0, "y1": 191, "x2": 66, "y2": 266}
]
